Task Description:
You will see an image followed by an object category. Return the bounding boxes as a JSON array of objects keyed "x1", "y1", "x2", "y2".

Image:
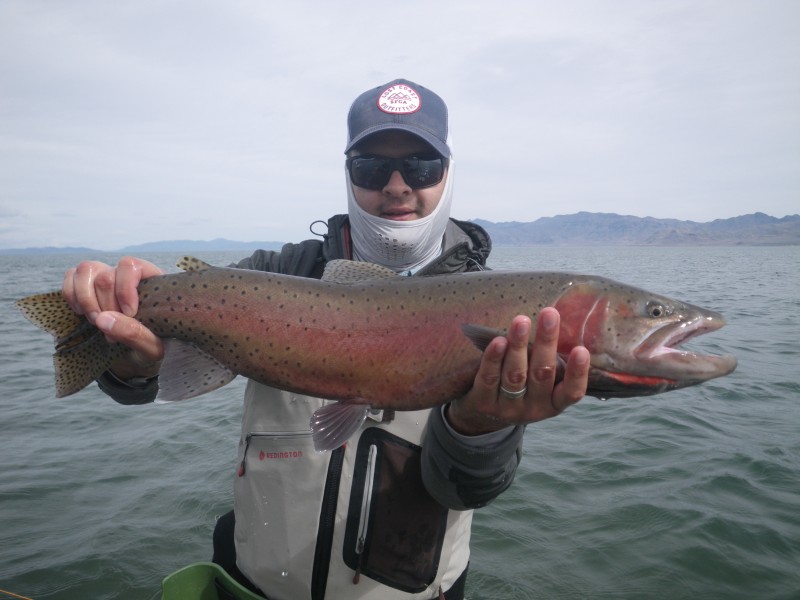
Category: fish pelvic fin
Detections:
[
  {"x1": 176, "y1": 256, "x2": 213, "y2": 272},
  {"x1": 322, "y1": 260, "x2": 400, "y2": 283},
  {"x1": 156, "y1": 339, "x2": 237, "y2": 401},
  {"x1": 310, "y1": 403, "x2": 369, "y2": 452},
  {"x1": 16, "y1": 291, "x2": 119, "y2": 397}
]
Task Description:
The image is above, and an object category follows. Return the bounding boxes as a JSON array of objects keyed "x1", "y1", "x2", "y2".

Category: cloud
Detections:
[{"x1": 0, "y1": 0, "x2": 798, "y2": 249}]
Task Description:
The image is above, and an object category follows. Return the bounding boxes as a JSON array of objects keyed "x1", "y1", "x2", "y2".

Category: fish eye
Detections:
[{"x1": 646, "y1": 301, "x2": 668, "y2": 318}]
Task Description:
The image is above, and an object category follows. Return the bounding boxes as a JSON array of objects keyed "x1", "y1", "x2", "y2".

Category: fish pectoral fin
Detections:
[
  {"x1": 462, "y1": 323, "x2": 569, "y2": 383},
  {"x1": 460, "y1": 323, "x2": 506, "y2": 352},
  {"x1": 310, "y1": 403, "x2": 369, "y2": 452},
  {"x1": 156, "y1": 339, "x2": 237, "y2": 402},
  {"x1": 321, "y1": 260, "x2": 399, "y2": 283}
]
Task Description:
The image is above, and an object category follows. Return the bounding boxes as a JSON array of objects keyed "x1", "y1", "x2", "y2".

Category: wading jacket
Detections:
[{"x1": 101, "y1": 215, "x2": 525, "y2": 600}]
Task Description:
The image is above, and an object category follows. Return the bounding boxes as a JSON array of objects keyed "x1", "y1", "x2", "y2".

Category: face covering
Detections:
[{"x1": 346, "y1": 158, "x2": 455, "y2": 273}]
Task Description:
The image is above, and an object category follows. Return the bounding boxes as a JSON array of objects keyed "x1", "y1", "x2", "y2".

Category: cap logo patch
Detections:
[{"x1": 378, "y1": 84, "x2": 421, "y2": 114}]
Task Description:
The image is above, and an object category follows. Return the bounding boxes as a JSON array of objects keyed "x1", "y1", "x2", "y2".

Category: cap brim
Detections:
[{"x1": 345, "y1": 123, "x2": 450, "y2": 158}]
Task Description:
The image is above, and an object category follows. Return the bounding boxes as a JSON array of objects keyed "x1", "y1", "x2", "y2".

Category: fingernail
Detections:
[
  {"x1": 87, "y1": 311, "x2": 99, "y2": 323},
  {"x1": 121, "y1": 304, "x2": 135, "y2": 317},
  {"x1": 95, "y1": 313, "x2": 116, "y2": 332},
  {"x1": 576, "y1": 348, "x2": 589, "y2": 365},
  {"x1": 542, "y1": 310, "x2": 558, "y2": 330},
  {"x1": 516, "y1": 319, "x2": 530, "y2": 337}
]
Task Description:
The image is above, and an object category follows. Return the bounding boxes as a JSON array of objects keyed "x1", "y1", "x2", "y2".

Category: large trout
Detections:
[{"x1": 17, "y1": 257, "x2": 737, "y2": 450}]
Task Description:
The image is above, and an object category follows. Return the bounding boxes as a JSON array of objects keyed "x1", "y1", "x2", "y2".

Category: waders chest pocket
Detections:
[{"x1": 343, "y1": 427, "x2": 448, "y2": 592}]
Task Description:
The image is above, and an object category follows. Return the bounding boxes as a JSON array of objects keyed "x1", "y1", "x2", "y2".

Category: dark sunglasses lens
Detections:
[
  {"x1": 349, "y1": 155, "x2": 445, "y2": 190},
  {"x1": 350, "y1": 157, "x2": 391, "y2": 190},
  {"x1": 402, "y1": 156, "x2": 444, "y2": 188}
]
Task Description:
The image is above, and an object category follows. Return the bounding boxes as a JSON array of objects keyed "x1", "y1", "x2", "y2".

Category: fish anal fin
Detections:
[
  {"x1": 322, "y1": 260, "x2": 399, "y2": 283},
  {"x1": 156, "y1": 339, "x2": 237, "y2": 401},
  {"x1": 310, "y1": 403, "x2": 369, "y2": 451}
]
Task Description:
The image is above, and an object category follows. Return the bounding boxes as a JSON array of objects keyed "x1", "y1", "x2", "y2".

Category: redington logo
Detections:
[
  {"x1": 259, "y1": 450, "x2": 303, "y2": 460},
  {"x1": 378, "y1": 84, "x2": 421, "y2": 114}
]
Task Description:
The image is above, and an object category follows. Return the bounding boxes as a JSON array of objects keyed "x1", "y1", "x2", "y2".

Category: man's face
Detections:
[{"x1": 349, "y1": 130, "x2": 448, "y2": 221}]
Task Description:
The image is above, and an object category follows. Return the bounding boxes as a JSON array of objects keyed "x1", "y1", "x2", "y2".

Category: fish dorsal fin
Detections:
[
  {"x1": 156, "y1": 339, "x2": 237, "y2": 401},
  {"x1": 177, "y1": 256, "x2": 213, "y2": 272},
  {"x1": 321, "y1": 260, "x2": 400, "y2": 283}
]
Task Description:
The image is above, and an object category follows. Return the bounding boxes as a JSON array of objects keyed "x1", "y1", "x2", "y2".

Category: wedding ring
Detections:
[{"x1": 499, "y1": 385, "x2": 527, "y2": 400}]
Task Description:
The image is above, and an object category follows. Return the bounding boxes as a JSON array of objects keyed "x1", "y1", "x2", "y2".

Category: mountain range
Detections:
[
  {"x1": 2, "y1": 212, "x2": 798, "y2": 254},
  {"x1": 473, "y1": 212, "x2": 800, "y2": 246}
]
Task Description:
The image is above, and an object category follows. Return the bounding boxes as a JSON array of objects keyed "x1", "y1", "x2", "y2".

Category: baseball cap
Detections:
[{"x1": 345, "y1": 79, "x2": 450, "y2": 158}]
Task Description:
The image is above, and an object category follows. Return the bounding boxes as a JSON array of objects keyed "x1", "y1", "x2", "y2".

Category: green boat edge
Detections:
[{"x1": 161, "y1": 562, "x2": 263, "y2": 600}]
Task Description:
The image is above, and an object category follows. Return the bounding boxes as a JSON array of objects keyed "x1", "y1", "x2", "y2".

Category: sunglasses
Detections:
[{"x1": 346, "y1": 153, "x2": 448, "y2": 191}]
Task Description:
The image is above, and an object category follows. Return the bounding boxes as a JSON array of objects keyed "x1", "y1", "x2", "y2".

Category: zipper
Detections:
[
  {"x1": 353, "y1": 443, "x2": 378, "y2": 584},
  {"x1": 311, "y1": 444, "x2": 345, "y2": 600},
  {"x1": 237, "y1": 430, "x2": 312, "y2": 477}
]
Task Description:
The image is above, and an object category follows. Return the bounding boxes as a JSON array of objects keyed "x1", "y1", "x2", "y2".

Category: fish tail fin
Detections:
[
  {"x1": 16, "y1": 292, "x2": 118, "y2": 397},
  {"x1": 16, "y1": 291, "x2": 83, "y2": 339}
]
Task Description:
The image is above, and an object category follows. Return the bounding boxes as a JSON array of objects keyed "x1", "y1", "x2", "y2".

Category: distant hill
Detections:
[
  {"x1": 0, "y1": 246, "x2": 98, "y2": 255},
  {"x1": 472, "y1": 212, "x2": 800, "y2": 246},
  {"x1": 0, "y1": 239, "x2": 284, "y2": 255},
  {"x1": 2, "y1": 213, "x2": 798, "y2": 254}
]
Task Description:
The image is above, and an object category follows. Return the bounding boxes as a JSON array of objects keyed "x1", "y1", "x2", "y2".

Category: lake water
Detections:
[{"x1": 0, "y1": 246, "x2": 798, "y2": 600}]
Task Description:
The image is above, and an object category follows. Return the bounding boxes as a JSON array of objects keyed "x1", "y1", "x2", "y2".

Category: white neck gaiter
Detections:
[{"x1": 346, "y1": 159, "x2": 455, "y2": 273}]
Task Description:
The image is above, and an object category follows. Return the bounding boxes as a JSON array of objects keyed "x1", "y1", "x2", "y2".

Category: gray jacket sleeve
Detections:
[
  {"x1": 421, "y1": 406, "x2": 524, "y2": 510},
  {"x1": 97, "y1": 371, "x2": 159, "y2": 405}
]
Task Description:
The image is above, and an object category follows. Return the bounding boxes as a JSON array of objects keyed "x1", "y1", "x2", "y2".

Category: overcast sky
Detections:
[{"x1": 1, "y1": 0, "x2": 798, "y2": 250}]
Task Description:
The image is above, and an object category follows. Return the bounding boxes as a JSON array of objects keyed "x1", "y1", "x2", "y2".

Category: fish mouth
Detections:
[
  {"x1": 586, "y1": 312, "x2": 737, "y2": 399},
  {"x1": 634, "y1": 314, "x2": 738, "y2": 382}
]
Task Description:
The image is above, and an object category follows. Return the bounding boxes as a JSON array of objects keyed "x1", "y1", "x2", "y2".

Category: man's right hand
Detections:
[{"x1": 62, "y1": 256, "x2": 165, "y2": 380}]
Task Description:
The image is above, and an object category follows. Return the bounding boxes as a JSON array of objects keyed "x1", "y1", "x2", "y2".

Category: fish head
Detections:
[{"x1": 551, "y1": 277, "x2": 738, "y2": 398}]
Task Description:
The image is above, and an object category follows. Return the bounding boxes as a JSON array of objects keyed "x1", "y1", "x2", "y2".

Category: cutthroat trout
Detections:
[{"x1": 16, "y1": 257, "x2": 737, "y2": 450}]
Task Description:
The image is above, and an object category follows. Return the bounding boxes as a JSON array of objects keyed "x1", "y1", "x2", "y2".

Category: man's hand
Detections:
[
  {"x1": 446, "y1": 308, "x2": 589, "y2": 436},
  {"x1": 62, "y1": 256, "x2": 165, "y2": 379}
]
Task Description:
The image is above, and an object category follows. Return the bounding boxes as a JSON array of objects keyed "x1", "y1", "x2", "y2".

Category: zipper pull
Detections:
[{"x1": 353, "y1": 537, "x2": 365, "y2": 584}]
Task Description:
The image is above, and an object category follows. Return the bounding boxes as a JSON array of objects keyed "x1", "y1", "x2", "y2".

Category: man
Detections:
[{"x1": 63, "y1": 79, "x2": 589, "y2": 599}]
